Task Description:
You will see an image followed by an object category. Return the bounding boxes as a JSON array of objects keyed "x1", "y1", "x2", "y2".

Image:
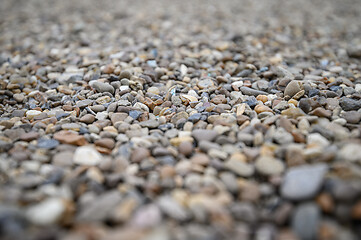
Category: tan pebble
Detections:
[
  {"x1": 316, "y1": 193, "x2": 334, "y2": 213},
  {"x1": 288, "y1": 99, "x2": 298, "y2": 107},
  {"x1": 254, "y1": 104, "x2": 273, "y2": 113},
  {"x1": 256, "y1": 95, "x2": 268, "y2": 103}
]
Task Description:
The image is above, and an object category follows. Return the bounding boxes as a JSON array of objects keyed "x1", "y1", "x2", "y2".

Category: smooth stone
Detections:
[
  {"x1": 341, "y1": 111, "x2": 361, "y2": 124},
  {"x1": 240, "y1": 86, "x2": 268, "y2": 96},
  {"x1": 131, "y1": 147, "x2": 150, "y2": 163},
  {"x1": 255, "y1": 156, "x2": 285, "y2": 176},
  {"x1": 224, "y1": 159, "x2": 255, "y2": 177},
  {"x1": 26, "y1": 198, "x2": 66, "y2": 225},
  {"x1": 80, "y1": 114, "x2": 95, "y2": 124},
  {"x1": 91, "y1": 81, "x2": 115, "y2": 94},
  {"x1": 13, "y1": 93, "x2": 25, "y2": 103},
  {"x1": 147, "y1": 87, "x2": 160, "y2": 95},
  {"x1": 338, "y1": 143, "x2": 361, "y2": 163},
  {"x1": 281, "y1": 164, "x2": 328, "y2": 200},
  {"x1": 197, "y1": 78, "x2": 214, "y2": 89},
  {"x1": 19, "y1": 131, "x2": 39, "y2": 142},
  {"x1": 77, "y1": 191, "x2": 123, "y2": 222},
  {"x1": 54, "y1": 130, "x2": 87, "y2": 146},
  {"x1": 52, "y1": 151, "x2": 73, "y2": 167},
  {"x1": 157, "y1": 196, "x2": 189, "y2": 221},
  {"x1": 139, "y1": 119, "x2": 159, "y2": 128},
  {"x1": 95, "y1": 138, "x2": 115, "y2": 149},
  {"x1": 284, "y1": 81, "x2": 303, "y2": 98},
  {"x1": 178, "y1": 141, "x2": 193, "y2": 156},
  {"x1": 192, "y1": 129, "x2": 218, "y2": 142},
  {"x1": 73, "y1": 146, "x2": 102, "y2": 166},
  {"x1": 37, "y1": 139, "x2": 59, "y2": 149},
  {"x1": 292, "y1": 203, "x2": 320, "y2": 240},
  {"x1": 26, "y1": 110, "x2": 42, "y2": 120}
]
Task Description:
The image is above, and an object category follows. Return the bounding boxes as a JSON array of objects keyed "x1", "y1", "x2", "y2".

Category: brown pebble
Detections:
[
  {"x1": 80, "y1": 114, "x2": 95, "y2": 124},
  {"x1": 95, "y1": 138, "x2": 115, "y2": 149},
  {"x1": 130, "y1": 147, "x2": 150, "y2": 163},
  {"x1": 178, "y1": 141, "x2": 193, "y2": 156},
  {"x1": 53, "y1": 130, "x2": 87, "y2": 146},
  {"x1": 20, "y1": 131, "x2": 39, "y2": 142}
]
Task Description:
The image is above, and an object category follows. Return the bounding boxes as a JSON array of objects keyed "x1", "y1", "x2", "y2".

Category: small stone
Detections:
[
  {"x1": 225, "y1": 158, "x2": 254, "y2": 177},
  {"x1": 91, "y1": 81, "x2": 115, "y2": 94},
  {"x1": 240, "y1": 86, "x2": 268, "y2": 96},
  {"x1": 338, "y1": 143, "x2": 361, "y2": 163},
  {"x1": 139, "y1": 119, "x2": 159, "y2": 128},
  {"x1": 131, "y1": 147, "x2": 150, "y2": 163},
  {"x1": 13, "y1": 93, "x2": 25, "y2": 103},
  {"x1": 19, "y1": 131, "x2": 39, "y2": 142},
  {"x1": 80, "y1": 114, "x2": 95, "y2": 124},
  {"x1": 255, "y1": 156, "x2": 285, "y2": 176},
  {"x1": 197, "y1": 78, "x2": 214, "y2": 89},
  {"x1": 284, "y1": 81, "x2": 303, "y2": 98},
  {"x1": 95, "y1": 138, "x2": 115, "y2": 149},
  {"x1": 178, "y1": 141, "x2": 193, "y2": 156},
  {"x1": 37, "y1": 139, "x2": 59, "y2": 149},
  {"x1": 341, "y1": 111, "x2": 361, "y2": 124},
  {"x1": 26, "y1": 110, "x2": 42, "y2": 120},
  {"x1": 111, "y1": 113, "x2": 128, "y2": 124},
  {"x1": 281, "y1": 164, "x2": 328, "y2": 200},
  {"x1": 309, "y1": 107, "x2": 332, "y2": 118},
  {"x1": 54, "y1": 130, "x2": 87, "y2": 146},
  {"x1": 26, "y1": 198, "x2": 66, "y2": 225},
  {"x1": 147, "y1": 87, "x2": 160, "y2": 95},
  {"x1": 96, "y1": 96, "x2": 111, "y2": 104},
  {"x1": 52, "y1": 151, "x2": 73, "y2": 167},
  {"x1": 73, "y1": 146, "x2": 102, "y2": 166},
  {"x1": 292, "y1": 203, "x2": 320, "y2": 240},
  {"x1": 339, "y1": 97, "x2": 361, "y2": 111},
  {"x1": 192, "y1": 129, "x2": 218, "y2": 142},
  {"x1": 157, "y1": 196, "x2": 189, "y2": 221}
]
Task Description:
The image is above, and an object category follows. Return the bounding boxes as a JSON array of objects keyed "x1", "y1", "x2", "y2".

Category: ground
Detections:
[{"x1": 1, "y1": 0, "x2": 361, "y2": 239}]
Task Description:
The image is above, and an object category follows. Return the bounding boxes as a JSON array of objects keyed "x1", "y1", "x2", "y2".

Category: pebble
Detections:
[
  {"x1": 284, "y1": 80, "x2": 303, "y2": 98},
  {"x1": 90, "y1": 81, "x2": 115, "y2": 94},
  {"x1": 225, "y1": 158, "x2": 255, "y2": 177},
  {"x1": 54, "y1": 130, "x2": 87, "y2": 146},
  {"x1": 37, "y1": 139, "x2": 59, "y2": 149},
  {"x1": 73, "y1": 146, "x2": 102, "y2": 166},
  {"x1": 192, "y1": 129, "x2": 218, "y2": 142},
  {"x1": 26, "y1": 198, "x2": 66, "y2": 225},
  {"x1": 26, "y1": 110, "x2": 42, "y2": 120},
  {"x1": 292, "y1": 203, "x2": 320, "y2": 240},
  {"x1": 255, "y1": 156, "x2": 285, "y2": 176},
  {"x1": 80, "y1": 114, "x2": 95, "y2": 124},
  {"x1": 281, "y1": 164, "x2": 328, "y2": 200}
]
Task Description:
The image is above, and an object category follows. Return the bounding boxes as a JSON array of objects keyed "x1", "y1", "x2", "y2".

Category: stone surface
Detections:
[
  {"x1": 281, "y1": 164, "x2": 328, "y2": 200},
  {"x1": 73, "y1": 146, "x2": 102, "y2": 165}
]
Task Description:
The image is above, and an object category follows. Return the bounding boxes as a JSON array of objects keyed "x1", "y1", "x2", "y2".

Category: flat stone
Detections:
[
  {"x1": 192, "y1": 129, "x2": 218, "y2": 142},
  {"x1": 95, "y1": 138, "x2": 115, "y2": 149},
  {"x1": 139, "y1": 119, "x2": 159, "y2": 128},
  {"x1": 240, "y1": 86, "x2": 268, "y2": 96},
  {"x1": 338, "y1": 143, "x2": 361, "y2": 163},
  {"x1": 281, "y1": 164, "x2": 328, "y2": 200},
  {"x1": 37, "y1": 139, "x2": 59, "y2": 149},
  {"x1": 20, "y1": 131, "x2": 39, "y2": 142},
  {"x1": 54, "y1": 130, "x2": 87, "y2": 146},
  {"x1": 111, "y1": 113, "x2": 128, "y2": 124}
]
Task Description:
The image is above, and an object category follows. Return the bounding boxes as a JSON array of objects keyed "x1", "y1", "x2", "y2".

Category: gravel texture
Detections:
[{"x1": 1, "y1": 0, "x2": 361, "y2": 239}]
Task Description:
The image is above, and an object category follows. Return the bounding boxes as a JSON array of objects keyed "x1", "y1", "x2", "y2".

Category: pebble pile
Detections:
[{"x1": 1, "y1": 0, "x2": 361, "y2": 239}]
